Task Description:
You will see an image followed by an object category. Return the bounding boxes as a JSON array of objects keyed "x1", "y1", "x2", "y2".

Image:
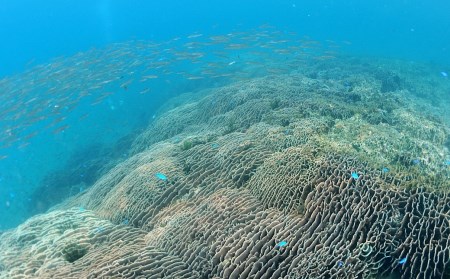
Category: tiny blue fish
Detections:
[
  {"x1": 399, "y1": 257, "x2": 407, "y2": 265},
  {"x1": 155, "y1": 173, "x2": 167, "y2": 181},
  {"x1": 211, "y1": 143, "x2": 220, "y2": 149},
  {"x1": 276, "y1": 241, "x2": 288, "y2": 247},
  {"x1": 412, "y1": 159, "x2": 420, "y2": 165},
  {"x1": 79, "y1": 206, "x2": 85, "y2": 212},
  {"x1": 122, "y1": 219, "x2": 129, "y2": 225},
  {"x1": 337, "y1": 260, "x2": 344, "y2": 267},
  {"x1": 444, "y1": 160, "x2": 450, "y2": 166},
  {"x1": 382, "y1": 167, "x2": 390, "y2": 173},
  {"x1": 441, "y1": 71, "x2": 448, "y2": 77},
  {"x1": 351, "y1": 172, "x2": 359, "y2": 179}
]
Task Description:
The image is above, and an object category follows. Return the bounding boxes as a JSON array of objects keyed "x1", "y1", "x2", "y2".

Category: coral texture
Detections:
[{"x1": 1, "y1": 59, "x2": 449, "y2": 279}]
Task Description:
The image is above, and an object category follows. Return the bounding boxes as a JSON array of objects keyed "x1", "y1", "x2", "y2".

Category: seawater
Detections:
[{"x1": 0, "y1": 1, "x2": 449, "y2": 278}]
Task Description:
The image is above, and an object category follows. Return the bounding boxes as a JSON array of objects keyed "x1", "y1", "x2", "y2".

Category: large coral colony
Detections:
[{"x1": 1, "y1": 55, "x2": 450, "y2": 279}]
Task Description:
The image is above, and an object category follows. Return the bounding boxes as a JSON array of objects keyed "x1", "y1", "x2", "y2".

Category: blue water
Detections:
[
  {"x1": 1, "y1": 0, "x2": 450, "y2": 77},
  {"x1": 0, "y1": 0, "x2": 449, "y2": 230}
]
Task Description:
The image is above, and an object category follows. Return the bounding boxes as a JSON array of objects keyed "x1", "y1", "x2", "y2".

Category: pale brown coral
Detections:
[
  {"x1": 0, "y1": 209, "x2": 201, "y2": 279},
  {"x1": 1, "y1": 65, "x2": 449, "y2": 279}
]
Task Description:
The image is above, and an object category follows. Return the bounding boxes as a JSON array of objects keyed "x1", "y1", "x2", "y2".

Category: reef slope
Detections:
[{"x1": 1, "y1": 58, "x2": 449, "y2": 279}]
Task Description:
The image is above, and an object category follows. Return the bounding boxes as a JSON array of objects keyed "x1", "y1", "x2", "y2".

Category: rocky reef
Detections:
[{"x1": 0, "y1": 57, "x2": 449, "y2": 278}]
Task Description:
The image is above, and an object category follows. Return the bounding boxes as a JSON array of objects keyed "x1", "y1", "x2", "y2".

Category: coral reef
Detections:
[
  {"x1": 0, "y1": 209, "x2": 200, "y2": 278},
  {"x1": 1, "y1": 57, "x2": 449, "y2": 278}
]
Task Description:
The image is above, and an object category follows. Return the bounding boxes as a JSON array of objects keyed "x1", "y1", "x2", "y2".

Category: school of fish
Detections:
[{"x1": 0, "y1": 25, "x2": 344, "y2": 158}]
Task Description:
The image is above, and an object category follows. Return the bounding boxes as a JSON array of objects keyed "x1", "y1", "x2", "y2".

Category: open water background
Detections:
[{"x1": 0, "y1": 0, "x2": 449, "y2": 229}]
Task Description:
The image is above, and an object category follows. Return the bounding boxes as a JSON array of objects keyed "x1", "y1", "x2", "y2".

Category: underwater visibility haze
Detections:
[{"x1": 0, "y1": 1, "x2": 449, "y2": 278}]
